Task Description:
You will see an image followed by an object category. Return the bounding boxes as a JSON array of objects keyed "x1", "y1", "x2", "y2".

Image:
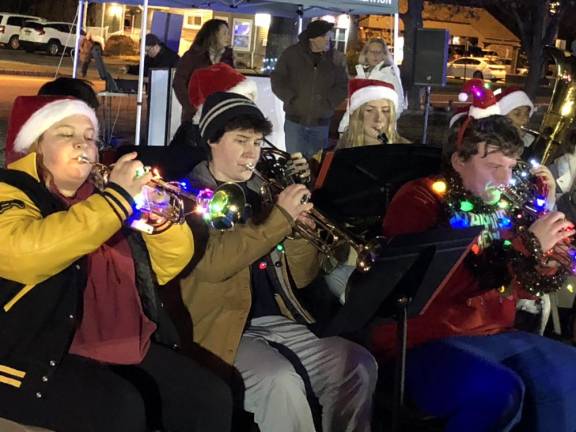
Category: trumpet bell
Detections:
[{"x1": 200, "y1": 183, "x2": 246, "y2": 230}]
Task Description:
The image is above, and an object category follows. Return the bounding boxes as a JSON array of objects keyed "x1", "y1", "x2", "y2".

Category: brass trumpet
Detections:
[
  {"x1": 76, "y1": 156, "x2": 246, "y2": 233},
  {"x1": 246, "y1": 148, "x2": 376, "y2": 272}
]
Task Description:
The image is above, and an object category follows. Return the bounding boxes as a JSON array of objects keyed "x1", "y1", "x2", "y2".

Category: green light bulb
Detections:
[{"x1": 460, "y1": 200, "x2": 474, "y2": 212}]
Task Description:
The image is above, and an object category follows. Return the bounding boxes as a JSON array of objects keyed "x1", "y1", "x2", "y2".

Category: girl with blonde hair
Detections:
[{"x1": 338, "y1": 78, "x2": 409, "y2": 149}]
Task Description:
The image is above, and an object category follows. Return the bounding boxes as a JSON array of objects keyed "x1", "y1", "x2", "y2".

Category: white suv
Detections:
[
  {"x1": 0, "y1": 13, "x2": 43, "y2": 49},
  {"x1": 20, "y1": 21, "x2": 86, "y2": 56}
]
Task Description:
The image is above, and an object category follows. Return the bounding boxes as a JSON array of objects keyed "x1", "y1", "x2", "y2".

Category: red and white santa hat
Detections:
[
  {"x1": 496, "y1": 86, "x2": 534, "y2": 117},
  {"x1": 458, "y1": 78, "x2": 500, "y2": 119},
  {"x1": 348, "y1": 78, "x2": 398, "y2": 114},
  {"x1": 188, "y1": 63, "x2": 257, "y2": 123},
  {"x1": 5, "y1": 95, "x2": 98, "y2": 165}
]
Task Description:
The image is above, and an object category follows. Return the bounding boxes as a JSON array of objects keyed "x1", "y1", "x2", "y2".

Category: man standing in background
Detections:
[{"x1": 271, "y1": 20, "x2": 348, "y2": 157}]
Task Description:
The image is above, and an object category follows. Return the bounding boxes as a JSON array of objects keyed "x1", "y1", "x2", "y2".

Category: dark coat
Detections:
[
  {"x1": 271, "y1": 39, "x2": 348, "y2": 126},
  {"x1": 172, "y1": 46, "x2": 234, "y2": 122},
  {"x1": 0, "y1": 166, "x2": 181, "y2": 400},
  {"x1": 126, "y1": 44, "x2": 180, "y2": 76}
]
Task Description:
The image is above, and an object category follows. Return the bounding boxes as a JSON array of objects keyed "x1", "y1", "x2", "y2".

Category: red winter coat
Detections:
[{"x1": 371, "y1": 177, "x2": 532, "y2": 358}]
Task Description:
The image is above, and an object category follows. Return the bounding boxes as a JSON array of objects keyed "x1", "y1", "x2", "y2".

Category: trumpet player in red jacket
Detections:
[{"x1": 372, "y1": 86, "x2": 576, "y2": 432}]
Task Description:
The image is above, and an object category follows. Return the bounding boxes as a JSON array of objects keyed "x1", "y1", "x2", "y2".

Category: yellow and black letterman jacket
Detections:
[{"x1": 0, "y1": 152, "x2": 194, "y2": 398}]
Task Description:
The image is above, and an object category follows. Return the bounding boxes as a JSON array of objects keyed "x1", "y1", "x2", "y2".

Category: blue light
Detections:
[
  {"x1": 450, "y1": 214, "x2": 470, "y2": 229},
  {"x1": 498, "y1": 216, "x2": 513, "y2": 229},
  {"x1": 534, "y1": 197, "x2": 546, "y2": 210},
  {"x1": 178, "y1": 178, "x2": 191, "y2": 191}
]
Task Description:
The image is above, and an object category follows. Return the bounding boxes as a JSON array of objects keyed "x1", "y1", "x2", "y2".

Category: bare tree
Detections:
[
  {"x1": 400, "y1": 0, "x2": 574, "y2": 107},
  {"x1": 399, "y1": 0, "x2": 425, "y2": 110}
]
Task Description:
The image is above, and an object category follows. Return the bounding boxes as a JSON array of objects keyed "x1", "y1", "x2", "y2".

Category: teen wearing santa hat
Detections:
[
  {"x1": 188, "y1": 63, "x2": 257, "y2": 124},
  {"x1": 0, "y1": 95, "x2": 232, "y2": 432},
  {"x1": 338, "y1": 78, "x2": 410, "y2": 147},
  {"x1": 169, "y1": 63, "x2": 258, "y2": 150},
  {"x1": 496, "y1": 86, "x2": 536, "y2": 147},
  {"x1": 373, "y1": 112, "x2": 576, "y2": 432}
]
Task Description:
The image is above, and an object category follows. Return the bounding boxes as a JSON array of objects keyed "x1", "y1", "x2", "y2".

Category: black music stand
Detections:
[
  {"x1": 321, "y1": 226, "x2": 481, "y2": 432},
  {"x1": 312, "y1": 144, "x2": 442, "y2": 221}
]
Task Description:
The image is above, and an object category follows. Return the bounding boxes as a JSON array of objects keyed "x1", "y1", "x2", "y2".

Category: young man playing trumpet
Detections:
[{"x1": 180, "y1": 92, "x2": 377, "y2": 432}]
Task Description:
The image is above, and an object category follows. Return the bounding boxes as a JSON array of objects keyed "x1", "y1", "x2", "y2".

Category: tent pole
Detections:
[
  {"x1": 72, "y1": 0, "x2": 85, "y2": 78},
  {"x1": 393, "y1": 12, "x2": 399, "y2": 64},
  {"x1": 297, "y1": 5, "x2": 303, "y2": 33},
  {"x1": 135, "y1": 0, "x2": 149, "y2": 146}
]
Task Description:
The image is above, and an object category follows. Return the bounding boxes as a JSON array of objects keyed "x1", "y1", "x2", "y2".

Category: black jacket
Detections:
[
  {"x1": 271, "y1": 39, "x2": 348, "y2": 126},
  {"x1": 0, "y1": 169, "x2": 180, "y2": 400},
  {"x1": 127, "y1": 44, "x2": 180, "y2": 76}
]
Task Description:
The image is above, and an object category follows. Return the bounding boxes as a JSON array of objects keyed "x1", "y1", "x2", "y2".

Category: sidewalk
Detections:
[{"x1": 0, "y1": 49, "x2": 139, "y2": 79}]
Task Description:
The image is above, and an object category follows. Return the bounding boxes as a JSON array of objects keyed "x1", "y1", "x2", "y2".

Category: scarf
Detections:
[{"x1": 60, "y1": 182, "x2": 156, "y2": 364}]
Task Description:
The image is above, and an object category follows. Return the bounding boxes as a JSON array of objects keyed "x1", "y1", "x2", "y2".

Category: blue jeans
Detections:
[
  {"x1": 284, "y1": 118, "x2": 329, "y2": 158},
  {"x1": 405, "y1": 331, "x2": 576, "y2": 432}
]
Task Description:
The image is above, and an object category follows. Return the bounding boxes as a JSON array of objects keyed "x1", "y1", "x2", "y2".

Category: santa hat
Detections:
[
  {"x1": 5, "y1": 95, "x2": 98, "y2": 165},
  {"x1": 457, "y1": 79, "x2": 500, "y2": 119},
  {"x1": 188, "y1": 64, "x2": 257, "y2": 123},
  {"x1": 449, "y1": 106, "x2": 469, "y2": 129},
  {"x1": 496, "y1": 86, "x2": 534, "y2": 117},
  {"x1": 348, "y1": 78, "x2": 398, "y2": 114}
]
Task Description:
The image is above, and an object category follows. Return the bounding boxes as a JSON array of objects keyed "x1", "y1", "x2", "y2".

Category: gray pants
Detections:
[{"x1": 234, "y1": 316, "x2": 377, "y2": 432}]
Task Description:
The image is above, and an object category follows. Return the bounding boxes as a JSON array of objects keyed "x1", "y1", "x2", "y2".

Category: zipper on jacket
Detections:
[{"x1": 305, "y1": 65, "x2": 320, "y2": 126}]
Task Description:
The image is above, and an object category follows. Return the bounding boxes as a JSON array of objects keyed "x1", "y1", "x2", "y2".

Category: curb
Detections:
[{"x1": 0, "y1": 68, "x2": 66, "y2": 78}]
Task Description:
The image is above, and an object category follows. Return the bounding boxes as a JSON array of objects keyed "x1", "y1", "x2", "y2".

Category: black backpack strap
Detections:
[{"x1": 0, "y1": 169, "x2": 66, "y2": 217}]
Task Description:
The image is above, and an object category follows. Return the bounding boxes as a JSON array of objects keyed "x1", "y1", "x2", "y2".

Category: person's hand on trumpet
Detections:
[
  {"x1": 530, "y1": 162, "x2": 556, "y2": 210},
  {"x1": 108, "y1": 152, "x2": 153, "y2": 198},
  {"x1": 287, "y1": 152, "x2": 312, "y2": 185},
  {"x1": 529, "y1": 211, "x2": 575, "y2": 253},
  {"x1": 277, "y1": 184, "x2": 314, "y2": 227}
]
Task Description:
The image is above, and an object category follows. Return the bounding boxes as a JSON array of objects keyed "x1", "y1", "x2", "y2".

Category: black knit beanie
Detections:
[
  {"x1": 199, "y1": 92, "x2": 265, "y2": 144},
  {"x1": 304, "y1": 20, "x2": 334, "y2": 39}
]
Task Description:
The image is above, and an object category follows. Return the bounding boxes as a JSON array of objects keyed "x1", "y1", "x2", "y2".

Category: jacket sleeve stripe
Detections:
[
  {"x1": 106, "y1": 183, "x2": 135, "y2": 208},
  {"x1": 102, "y1": 189, "x2": 132, "y2": 221},
  {"x1": 0, "y1": 374, "x2": 22, "y2": 388}
]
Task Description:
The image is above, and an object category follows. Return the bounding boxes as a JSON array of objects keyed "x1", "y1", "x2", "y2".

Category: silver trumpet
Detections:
[
  {"x1": 245, "y1": 148, "x2": 376, "y2": 272},
  {"x1": 76, "y1": 156, "x2": 246, "y2": 233}
]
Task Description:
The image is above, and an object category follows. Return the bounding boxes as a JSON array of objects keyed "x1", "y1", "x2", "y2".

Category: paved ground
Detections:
[{"x1": 0, "y1": 47, "x2": 138, "y2": 78}]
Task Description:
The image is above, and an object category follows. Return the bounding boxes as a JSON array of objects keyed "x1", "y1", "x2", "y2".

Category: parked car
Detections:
[
  {"x1": 0, "y1": 13, "x2": 43, "y2": 49},
  {"x1": 447, "y1": 57, "x2": 507, "y2": 81},
  {"x1": 19, "y1": 21, "x2": 105, "y2": 56}
]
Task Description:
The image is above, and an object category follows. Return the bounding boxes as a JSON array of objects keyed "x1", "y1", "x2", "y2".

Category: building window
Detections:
[{"x1": 185, "y1": 14, "x2": 202, "y2": 29}]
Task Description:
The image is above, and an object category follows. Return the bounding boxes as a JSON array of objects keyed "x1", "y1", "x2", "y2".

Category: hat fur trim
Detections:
[
  {"x1": 498, "y1": 91, "x2": 534, "y2": 116},
  {"x1": 13, "y1": 99, "x2": 98, "y2": 154},
  {"x1": 469, "y1": 103, "x2": 501, "y2": 119},
  {"x1": 349, "y1": 86, "x2": 398, "y2": 114}
]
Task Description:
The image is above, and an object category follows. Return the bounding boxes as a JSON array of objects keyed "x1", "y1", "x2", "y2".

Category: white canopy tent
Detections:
[{"x1": 72, "y1": 0, "x2": 399, "y2": 145}]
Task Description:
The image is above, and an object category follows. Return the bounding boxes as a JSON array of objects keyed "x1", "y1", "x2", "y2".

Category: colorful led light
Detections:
[
  {"x1": 431, "y1": 180, "x2": 447, "y2": 195},
  {"x1": 460, "y1": 200, "x2": 474, "y2": 212}
]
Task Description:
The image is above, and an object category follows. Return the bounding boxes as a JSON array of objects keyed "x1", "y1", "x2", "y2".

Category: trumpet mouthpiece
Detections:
[{"x1": 76, "y1": 155, "x2": 93, "y2": 164}]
